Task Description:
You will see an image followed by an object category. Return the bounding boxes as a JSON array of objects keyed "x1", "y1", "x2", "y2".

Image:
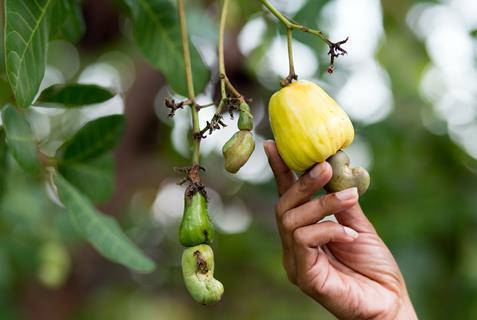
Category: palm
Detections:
[{"x1": 305, "y1": 205, "x2": 404, "y2": 319}]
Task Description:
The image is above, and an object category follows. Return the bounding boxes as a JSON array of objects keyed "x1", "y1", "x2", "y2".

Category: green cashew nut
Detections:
[
  {"x1": 182, "y1": 244, "x2": 224, "y2": 305},
  {"x1": 222, "y1": 130, "x2": 255, "y2": 173},
  {"x1": 179, "y1": 190, "x2": 215, "y2": 247},
  {"x1": 324, "y1": 150, "x2": 370, "y2": 195},
  {"x1": 237, "y1": 102, "x2": 253, "y2": 131}
]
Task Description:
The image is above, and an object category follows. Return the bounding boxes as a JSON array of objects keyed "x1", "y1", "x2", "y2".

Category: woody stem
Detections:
[{"x1": 177, "y1": 0, "x2": 201, "y2": 166}]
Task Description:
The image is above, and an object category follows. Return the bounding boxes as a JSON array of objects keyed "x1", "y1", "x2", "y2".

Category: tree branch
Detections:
[
  {"x1": 177, "y1": 0, "x2": 202, "y2": 182},
  {"x1": 200, "y1": 0, "x2": 247, "y2": 137},
  {"x1": 258, "y1": 0, "x2": 348, "y2": 75}
]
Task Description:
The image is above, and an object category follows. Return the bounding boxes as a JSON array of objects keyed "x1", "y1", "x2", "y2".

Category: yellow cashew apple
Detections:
[{"x1": 269, "y1": 80, "x2": 354, "y2": 172}]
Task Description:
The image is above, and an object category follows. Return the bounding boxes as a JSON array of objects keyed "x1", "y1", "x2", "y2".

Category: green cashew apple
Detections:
[
  {"x1": 182, "y1": 244, "x2": 224, "y2": 305},
  {"x1": 179, "y1": 190, "x2": 215, "y2": 247},
  {"x1": 222, "y1": 130, "x2": 255, "y2": 173}
]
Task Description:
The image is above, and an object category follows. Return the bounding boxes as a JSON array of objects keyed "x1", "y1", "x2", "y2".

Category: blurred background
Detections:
[{"x1": 1, "y1": 0, "x2": 477, "y2": 319}]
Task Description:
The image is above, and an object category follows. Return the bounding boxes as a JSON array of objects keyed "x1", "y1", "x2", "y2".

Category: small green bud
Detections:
[
  {"x1": 182, "y1": 244, "x2": 224, "y2": 305},
  {"x1": 222, "y1": 130, "x2": 255, "y2": 173},
  {"x1": 179, "y1": 190, "x2": 215, "y2": 247},
  {"x1": 237, "y1": 102, "x2": 253, "y2": 131}
]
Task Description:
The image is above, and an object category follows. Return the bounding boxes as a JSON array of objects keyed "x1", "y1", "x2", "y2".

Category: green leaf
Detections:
[
  {"x1": 124, "y1": 0, "x2": 209, "y2": 96},
  {"x1": 60, "y1": 115, "x2": 125, "y2": 161},
  {"x1": 50, "y1": 0, "x2": 85, "y2": 42},
  {"x1": 61, "y1": 0, "x2": 86, "y2": 42},
  {"x1": 1, "y1": 104, "x2": 41, "y2": 173},
  {"x1": 0, "y1": 6, "x2": 4, "y2": 73},
  {"x1": 5, "y1": 0, "x2": 54, "y2": 107},
  {"x1": 0, "y1": 129, "x2": 8, "y2": 199},
  {"x1": 38, "y1": 84, "x2": 115, "y2": 107},
  {"x1": 54, "y1": 173, "x2": 155, "y2": 273},
  {"x1": 59, "y1": 153, "x2": 115, "y2": 204},
  {"x1": 0, "y1": 77, "x2": 14, "y2": 107},
  {"x1": 48, "y1": 0, "x2": 69, "y2": 37}
]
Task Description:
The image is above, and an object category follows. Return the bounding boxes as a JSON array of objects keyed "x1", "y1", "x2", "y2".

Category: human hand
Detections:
[{"x1": 264, "y1": 141, "x2": 417, "y2": 320}]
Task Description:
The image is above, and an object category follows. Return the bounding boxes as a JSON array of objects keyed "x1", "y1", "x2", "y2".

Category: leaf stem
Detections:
[
  {"x1": 258, "y1": 0, "x2": 348, "y2": 75},
  {"x1": 258, "y1": 0, "x2": 330, "y2": 44},
  {"x1": 177, "y1": 0, "x2": 201, "y2": 166},
  {"x1": 218, "y1": 0, "x2": 229, "y2": 102}
]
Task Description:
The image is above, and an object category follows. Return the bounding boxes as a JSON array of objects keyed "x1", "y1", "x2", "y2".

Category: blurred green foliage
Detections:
[{"x1": 0, "y1": 0, "x2": 476, "y2": 319}]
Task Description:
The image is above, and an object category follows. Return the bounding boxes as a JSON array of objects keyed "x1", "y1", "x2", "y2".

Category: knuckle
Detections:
[
  {"x1": 320, "y1": 220, "x2": 337, "y2": 230},
  {"x1": 317, "y1": 221, "x2": 338, "y2": 240},
  {"x1": 329, "y1": 222, "x2": 343, "y2": 239},
  {"x1": 316, "y1": 193, "x2": 340, "y2": 215},
  {"x1": 292, "y1": 229, "x2": 307, "y2": 246},
  {"x1": 314, "y1": 196, "x2": 328, "y2": 212},
  {"x1": 281, "y1": 210, "x2": 295, "y2": 232},
  {"x1": 297, "y1": 176, "x2": 310, "y2": 192}
]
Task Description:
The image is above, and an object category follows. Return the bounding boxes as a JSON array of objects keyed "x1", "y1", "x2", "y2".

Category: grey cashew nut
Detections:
[
  {"x1": 324, "y1": 150, "x2": 370, "y2": 195},
  {"x1": 182, "y1": 244, "x2": 224, "y2": 305}
]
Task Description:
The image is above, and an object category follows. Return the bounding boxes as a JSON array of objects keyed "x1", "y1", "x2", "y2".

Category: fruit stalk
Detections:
[
  {"x1": 177, "y1": 0, "x2": 200, "y2": 165},
  {"x1": 287, "y1": 28, "x2": 296, "y2": 76}
]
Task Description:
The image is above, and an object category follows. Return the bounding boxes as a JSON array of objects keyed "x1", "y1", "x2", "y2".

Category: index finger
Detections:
[
  {"x1": 277, "y1": 162, "x2": 332, "y2": 215},
  {"x1": 264, "y1": 140, "x2": 296, "y2": 196}
]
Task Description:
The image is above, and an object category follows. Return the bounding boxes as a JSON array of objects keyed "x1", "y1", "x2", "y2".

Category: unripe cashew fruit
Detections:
[
  {"x1": 37, "y1": 241, "x2": 71, "y2": 288},
  {"x1": 324, "y1": 150, "x2": 370, "y2": 195},
  {"x1": 222, "y1": 130, "x2": 255, "y2": 173},
  {"x1": 268, "y1": 80, "x2": 370, "y2": 194},
  {"x1": 182, "y1": 244, "x2": 224, "y2": 305},
  {"x1": 179, "y1": 190, "x2": 215, "y2": 247},
  {"x1": 237, "y1": 102, "x2": 253, "y2": 131}
]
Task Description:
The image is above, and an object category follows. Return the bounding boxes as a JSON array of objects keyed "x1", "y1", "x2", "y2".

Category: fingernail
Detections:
[
  {"x1": 343, "y1": 226, "x2": 359, "y2": 239},
  {"x1": 335, "y1": 187, "x2": 358, "y2": 201},
  {"x1": 309, "y1": 163, "x2": 325, "y2": 178}
]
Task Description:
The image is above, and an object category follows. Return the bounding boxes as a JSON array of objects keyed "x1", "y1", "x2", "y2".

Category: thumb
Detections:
[{"x1": 263, "y1": 140, "x2": 296, "y2": 196}]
